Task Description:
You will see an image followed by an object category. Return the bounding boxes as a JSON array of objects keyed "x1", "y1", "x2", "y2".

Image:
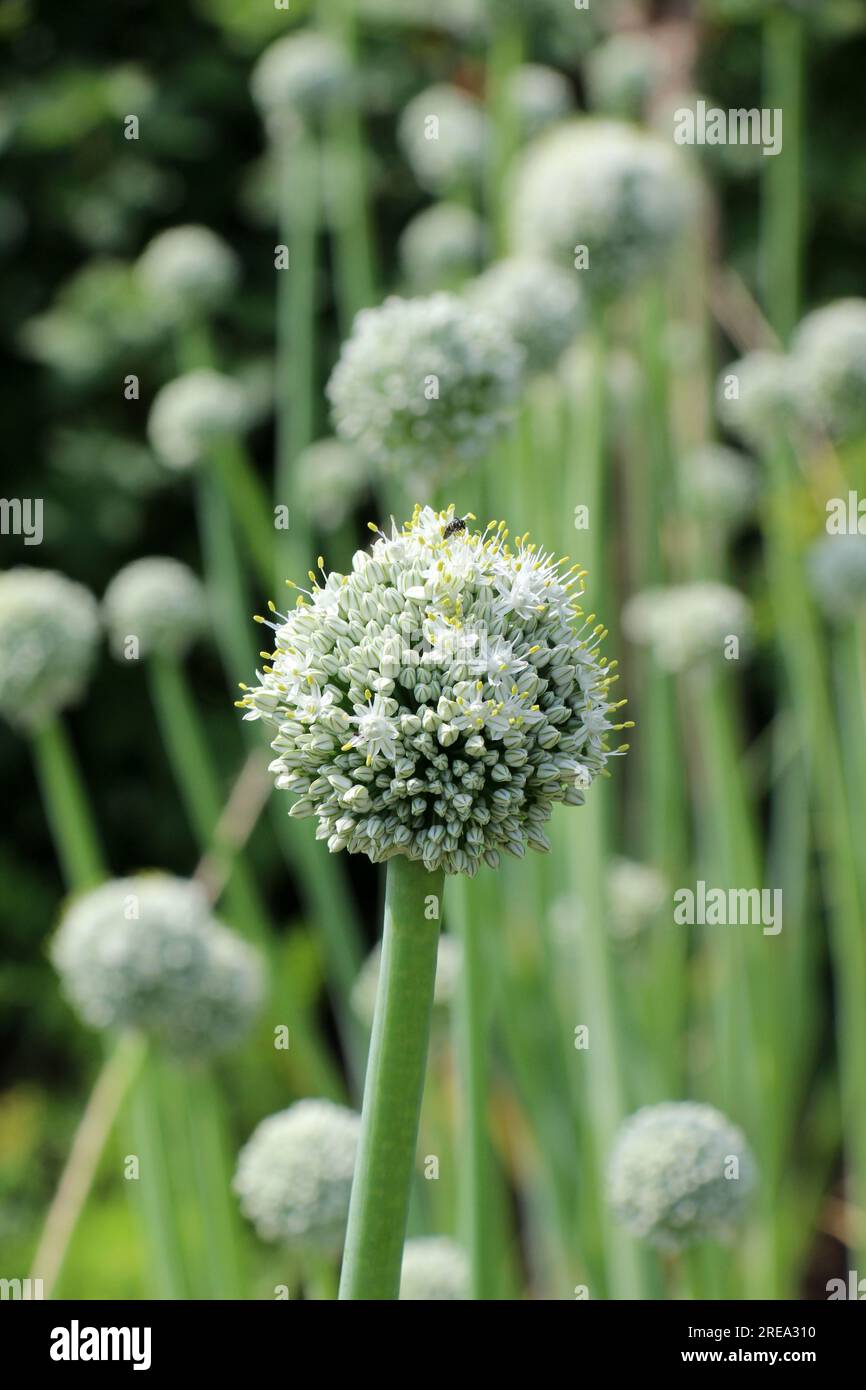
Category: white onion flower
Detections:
[
  {"x1": 136, "y1": 225, "x2": 240, "y2": 322},
  {"x1": 51, "y1": 874, "x2": 264, "y2": 1059},
  {"x1": 398, "y1": 202, "x2": 486, "y2": 292},
  {"x1": 251, "y1": 32, "x2": 350, "y2": 138},
  {"x1": 398, "y1": 84, "x2": 489, "y2": 195},
  {"x1": 326, "y1": 295, "x2": 523, "y2": 472},
  {"x1": 351, "y1": 933, "x2": 463, "y2": 1028},
  {"x1": 508, "y1": 118, "x2": 693, "y2": 299},
  {"x1": 240, "y1": 506, "x2": 627, "y2": 876},
  {"x1": 609, "y1": 1101, "x2": 756, "y2": 1250},
  {"x1": 622, "y1": 582, "x2": 752, "y2": 672},
  {"x1": 505, "y1": 64, "x2": 572, "y2": 139},
  {"x1": 716, "y1": 351, "x2": 793, "y2": 449},
  {"x1": 103, "y1": 557, "x2": 207, "y2": 661},
  {"x1": 808, "y1": 534, "x2": 866, "y2": 622},
  {"x1": 148, "y1": 369, "x2": 248, "y2": 472},
  {"x1": 399, "y1": 1236, "x2": 469, "y2": 1300},
  {"x1": 791, "y1": 298, "x2": 866, "y2": 442},
  {"x1": 297, "y1": 437, "x2": 370, "y2": 534},
  {"x1": 585, "y1": 32, "x2": 664, "y2": 119},
  {"x1": 682, "y1": 443, "x2": 758, "y2": 530},
  {"x1": 608, "y1": 858, "x2": 668, "y2": 940},
  {"x1": 0, "y1": 569, "x2": 100, "y2": 732},
  {"x1": 466, "y1": 256, "x2": 583, "y2": 373},
  {"x1": 234, "y1": 1099, "x2": 360, "y2": 1257}
]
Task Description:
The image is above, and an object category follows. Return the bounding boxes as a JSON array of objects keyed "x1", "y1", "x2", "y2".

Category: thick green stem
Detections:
[
  {"x1": 762, "y1": 9, "x2": 804, "y2": 342},
  {"x1": 184, "y1": 1064, "x2": 246, "y2": 1300},
  {"x1": 451, "y1": 877, "x2": 496, "y2": 1300},
  {"x1": 129, "y1": 1048, "x2": 189, "y2": 1299},
  {"x1": 31, "y1": 717, "x2": 107, "y2": 891},
  {"x1": 212, "y1": 436, "x2": 275, "y2": 594},
  {"x1": 339, "y1": 857, "x2": 444, "y2": 1299}
]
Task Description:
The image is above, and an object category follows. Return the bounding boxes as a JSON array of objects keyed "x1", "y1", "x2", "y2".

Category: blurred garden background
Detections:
[{"x1": 2, "y1": 0, "x2": 866, "y2": 1300}]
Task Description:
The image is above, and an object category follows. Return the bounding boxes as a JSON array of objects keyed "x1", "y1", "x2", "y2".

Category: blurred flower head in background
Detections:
[
  {"x1": 508, "y1": 118, "x2": 694, "y2": 299},
  {"x1": 608, "y1": 1101, "x2": 756, "y2": 1249},
  {"x1": 623, "y1": 582, "x2": 752, "y2": 673},
  {"x1": 103, "y1": 557, "x2": 207, "y2": 662},
  {"x1": 326, "y1": 294, "x2": 523, "y2": 473},
  {"x1": 398, "y1": 84, "x2": 489, "y2": 196},
  {"x1": 51, "y1": 874, "x2": 264, "y2": 1059},
  {"x1": 791, "y1": 298, "x2": 866, "y2": 442},
  {"x1": 251, "y1": 31, "x2": 351, "y2": 139},
  {"x1": 398, "y1": 202, "x2": 487, "y2": 293},
  {"x1": 0, "y1": 569, "x2": 100, "y2": 733},
  {"x1": 399, "y1": 1235, "x2": 470, "y2": 1299},
  {"x1": 466, "y1": 255, "x2": 583, "y2": 374},
  {"x1": 234, "y1": 1099, "x2": 360, "y2": 1257},
  {"x1": 135, "y1": 225, "x2": 240, "y2": 326},
  {"x1": 148, "y1": 369, "x2": 248, "y2": 472},
  {"x1": 716, "y1": 350, "x2": 794, "y2": 450},
  {"x1": 808, "y1": 534, "x2": 866, "y2": 623}
]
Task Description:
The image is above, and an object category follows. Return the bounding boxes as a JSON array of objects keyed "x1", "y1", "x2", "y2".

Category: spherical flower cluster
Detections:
[
  {"x1": 399, "y1": 1236, "x2": 469, "y2": 1300},
  {"x1": 791, "y1": 299, "x2": 866, "y2": 442},
  {"x1": 467, "y1": 256, "x2": 583, "y2": 373},
  {"x1": 716, "y1": 351, "x2": 793, "y2": 449},
  {"x1": 103, "y1": 558, "x2": 207, "y2": 661},
  {"x1": 622, "y1": 582, "x2": 752, "y2": 673},
  {"x1": 297, "y1": 438, "x2": 370, "y2": 534},
  {"x1": 608, "y1": 857, "x2": 668, "y2": 941},
  {"x1": 585, "y1": 32, "x2": 664, "y2": 120},
  {"x1": 505, "y1": 64, "x2": 571, "y2": 140},
  {"x1": 136, "y1": 225, "x2": 239, "y2": 322},
  {"x1": 398, "y1": 202, "x2": 486, "y2": 292},
  {"x1": 148, "y1": 369, "x2": 248, "y2": 471},
  {"x1": 234, "y1": 1099, "x2": 360, "y2": 1257},
  {"x1": 0, "y1": 569, "x2": 100, "y2": 733},
  {"x1": 326, "y1": 295, "x2": 523, "y2": 473},
  {"x1": 251, "y1": 32, "x2": 350, "y2": 137},
  {"x1": 51, "y1": 875, "x2": 264, "y2": 1059},
  {"x1": 508, "y1": 119, "x2": 693, "y2": 299},
  {"x1": 240, "y1": 506, "x2": 627, "y2": 876},
  {"x1": 608, "y1": 1102, "x2": 756, "y2": 1249},
  {"x1": 808, "y1": 534, "x2": 866, "y2": 623},
  {"x1": 398, "y1": 84, "x2": 489, "y2": 195},
  {"x1": 682, "y1": 443, "x2": 758, "y2": 530},
  {"x1": 351, "y1": 933, "x2": 463, "y2": 1028}
]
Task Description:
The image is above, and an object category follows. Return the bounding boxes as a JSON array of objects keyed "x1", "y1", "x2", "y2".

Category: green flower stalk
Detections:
[
  {"x1": 0, "y1": 568, "x2": 104, "y2": 889},
  {"x1": 240, "y1": 505, "x2": 628, "y2": 1297}
]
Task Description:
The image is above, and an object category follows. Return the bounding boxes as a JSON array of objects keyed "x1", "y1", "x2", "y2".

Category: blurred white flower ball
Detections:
[
  {"x1": 0, "y1": 569, "x2": 100, "y2": 732},
  {"x1": 608, "y1": 858, "x2": 668, "y2": 940},
  {"x1": 242, "y1": 505, "x2": 623, "y2": 875},
  {"x1": 791, "y1": 299, "x2": 866, "y2": 442},
  {"x1": 505, "y1": 64, "x2": 571, "y2": 139},
  {"x1": 148, "y1": 369, "x2": 248, "y2": 471},
  {"x1": 609, "y1": 1101, "x2": 756, "y2": 1249},
  {"x1": 351, "y1": 932, "x2": 463, "y2": 1028},
  {"x1": 51, "y1": 875, "x2": 264, "y2": 1058},
  {"x1": 136, "y1": 225, "x2": 240, "y2": 322},
  {"x1": 716, "y1": 351, "x2": 793, "y2": 449},
  {"x1": 251, "y1": 32, "x2": 350, "y2": 136},
  {"x1": 808, "y1": 534, "x2": 866, "y2": 622},
  {"x1": 103, "y1": 557, "x2": 206, "y2": 661},
  {"x1": 399, "y1": 1236, "x2": 470, "y2": 1299},
  {"x1": 467, "y1": 256, "x2": 583, "y2": 373},
  {"x1": 398, "y1": 202, "x2": 486, "y2": 292},
  {"x1": 326, "y1": 294, "x2": 523, "y2": 472},
  {"x1": 623, "y1": 582, "x2": 752, "y2": 672},
  {"x1": 234, "y1": 1099, "x2": 360, "y2": 1257},
  {"x1": 585, "y1": 32, "x2": 664, "y2": 119},
  {"x1": 509, "y1": 118, "x2": 693, "y2": 299},
  {"x1": 398, "y1": 84, "x2": 489, "y2": 195},
  {"x1": 297, "y1": 437, "x2": 370, "y2": 534},
  {"x1": 682, "y1": 443, "x2": 758, "y2": 530}
]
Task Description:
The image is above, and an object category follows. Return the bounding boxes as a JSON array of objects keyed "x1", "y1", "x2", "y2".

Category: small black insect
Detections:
[{"x1": 442, "y1": 516, "x2": 467, "y2": 539}]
